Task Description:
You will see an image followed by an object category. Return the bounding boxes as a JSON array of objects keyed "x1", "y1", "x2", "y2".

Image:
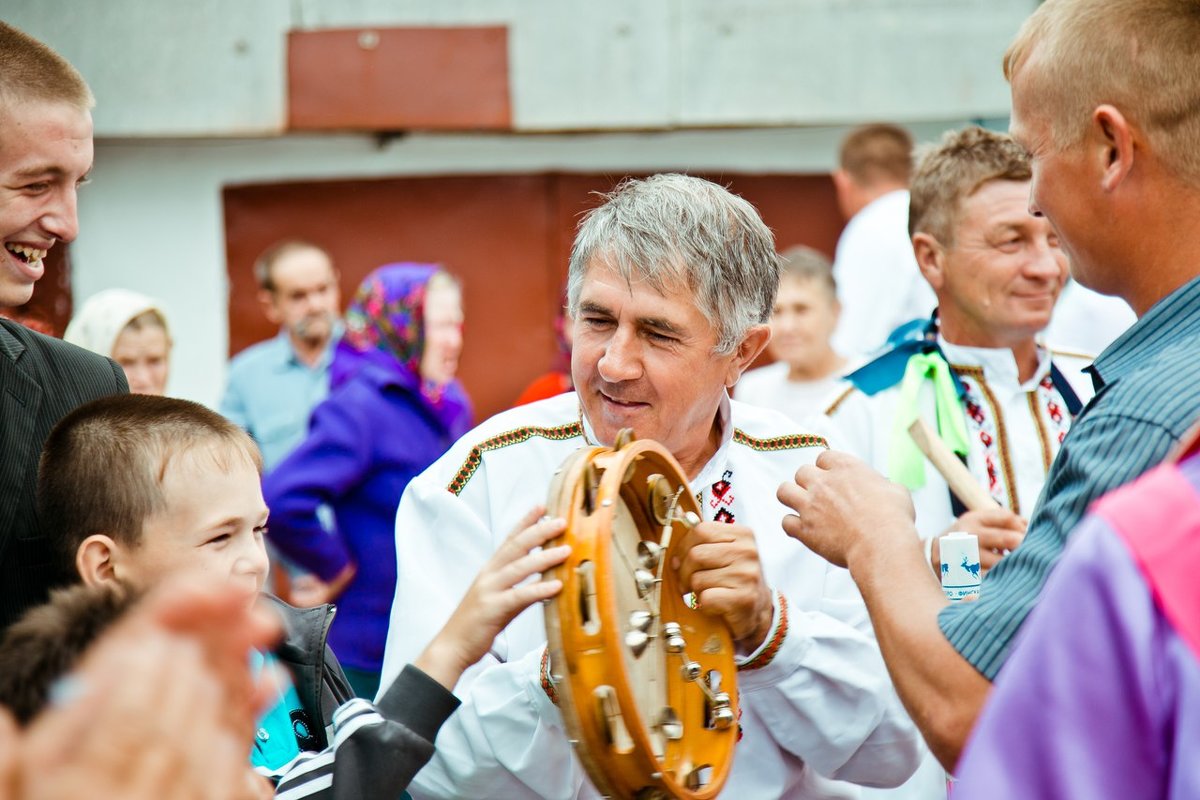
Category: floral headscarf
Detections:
[
  {"x1": 336, "y1": 263, "x2": 436, "y2": 381},
  {"x1": 330, "y1": 264, "x2": 470, "y2": 431}
]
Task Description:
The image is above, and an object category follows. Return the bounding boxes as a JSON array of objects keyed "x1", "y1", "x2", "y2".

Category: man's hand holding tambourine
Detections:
[{"x1": 673, "y1": 521, "x2": 775, "y2": 655}]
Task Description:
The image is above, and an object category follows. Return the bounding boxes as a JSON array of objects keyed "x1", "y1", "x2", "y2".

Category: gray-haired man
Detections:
[{"x1": 380, "y1": 174, "x2": 920, "y2": 799}]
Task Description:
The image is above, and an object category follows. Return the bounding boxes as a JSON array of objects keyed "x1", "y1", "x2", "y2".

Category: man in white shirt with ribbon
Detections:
[
  {"x1": 825, "y1": 125, "x2": 1094, "y2": 578},
  {"x1": 380, "y1": 173, "x2": 920, "y2": 799}
]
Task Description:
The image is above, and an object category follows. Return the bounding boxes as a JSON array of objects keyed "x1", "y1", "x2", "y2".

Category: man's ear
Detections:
[
  {"x1": 825, "y1": 297, "x2": 843, "y2": 340},
  {"x1": 257, "y1": 289, "x2": 281, "y2": 326},
  {"x1": 1092, "y1": 104, "x2": 1135, "y2": 194},
  {"x1": 831, "y1": 169, "x2": 857, "y2": 218},
  {"x1": 76, "y1": 534, "x2": 122, "y2": 588},
  {"x1": 911, "y1": 233, "x2": 945, "y2": 291},
  {"x1": 831, "y1": 168, "x2": 851, "y2": 195},
  {"x1": 726, "y1": 324, "x2": 772, "y2": 387}
]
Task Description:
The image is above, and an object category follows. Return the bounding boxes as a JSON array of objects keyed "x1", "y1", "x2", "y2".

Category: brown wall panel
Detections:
[
  {"x1": 288, "y1": 27, "x2": 511, "y2": 131},
  {"x1": 224, "y1": 174, "x2": 556, "y2": 421},
  {"x1": 223, "y1": 172, "x2": 843, "y2": 422}
]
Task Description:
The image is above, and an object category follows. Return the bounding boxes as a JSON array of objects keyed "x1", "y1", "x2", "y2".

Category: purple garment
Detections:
[
  {"x1": 952, "y1": 459, "x2": 1200, "y2": 799},
  {"x1": 264, "y1": 265, "x2": 472, "y2": 673}
]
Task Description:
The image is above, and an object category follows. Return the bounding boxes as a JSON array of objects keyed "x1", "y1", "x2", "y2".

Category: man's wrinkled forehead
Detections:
[
  {"x1": 583, "y1": 251, "x2": 691, "y2": 299},
  {"x1": 578, "y1": 257, "x2": 712, "y2": 341}
]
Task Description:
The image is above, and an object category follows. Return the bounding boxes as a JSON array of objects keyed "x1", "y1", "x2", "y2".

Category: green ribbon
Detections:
[{"x1": 888, "y1": 351, "x2": 970, "y2": 490}]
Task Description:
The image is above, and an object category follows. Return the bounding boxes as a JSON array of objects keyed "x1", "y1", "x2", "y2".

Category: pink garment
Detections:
[{"x1": 952, "y1": 453, "x2": 1200, "y2": 799}]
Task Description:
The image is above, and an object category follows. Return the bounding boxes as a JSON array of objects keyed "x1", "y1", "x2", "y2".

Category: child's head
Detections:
[
  {"x1": 0, "y1": 582, "x2": 135, "y2": 725},
  {"x1": 39, "y1": 394, "x2": 269, "y2": 598}
]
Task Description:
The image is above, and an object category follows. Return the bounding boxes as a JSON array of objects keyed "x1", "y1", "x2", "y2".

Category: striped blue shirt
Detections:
[{"x1": 940, "y1": 273, "x2": 1200, "y2": 679}]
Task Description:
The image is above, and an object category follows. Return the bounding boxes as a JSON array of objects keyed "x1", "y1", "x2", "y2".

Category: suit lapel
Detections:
[{"x1": 0, "y1": 327, "x2": 43, "y2": 545}]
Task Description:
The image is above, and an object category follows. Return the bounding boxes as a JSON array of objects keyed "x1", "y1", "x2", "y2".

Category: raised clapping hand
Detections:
[
  {"x1": 415, "y1": 506, "x2": 571, "y2": 690},
  {"x1": 673, "y1": 520, "x2": 774, "y2": 655},
  {"x1": 0, "y1": 579, "x2": 282, "y2": 800}
]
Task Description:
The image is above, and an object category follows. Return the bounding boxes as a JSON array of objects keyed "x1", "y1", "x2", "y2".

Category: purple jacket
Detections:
[
  {"x1": 953, "y1": 455, "x2": 1200, "y2": 798},
  {"x1": 264, "y1": 359, "x2": 472, "y2": 672}
]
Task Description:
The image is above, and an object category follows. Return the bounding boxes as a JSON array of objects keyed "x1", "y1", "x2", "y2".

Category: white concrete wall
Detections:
[{"x1": 5, "y1": 0, "x2": 1034, "y2": 135}]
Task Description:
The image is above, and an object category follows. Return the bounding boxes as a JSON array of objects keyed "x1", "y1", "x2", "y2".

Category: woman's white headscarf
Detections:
[{"x1": 64, "y1": 288, "x2": 168, "y2": 357}]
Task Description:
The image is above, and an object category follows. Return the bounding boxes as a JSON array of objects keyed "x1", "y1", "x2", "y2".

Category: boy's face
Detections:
[
  {"x1": 114, "y1": 446, "x2": 269, "y2": 599},
  {"x1": 767, "y1": 275, "x2": 839, "y2": 372}
]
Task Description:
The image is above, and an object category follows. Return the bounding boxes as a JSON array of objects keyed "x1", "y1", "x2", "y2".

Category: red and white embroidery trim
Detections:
[
  {"x1": 955, "y1": 367, "x2": 1074, "y2": 514},
  {"x1": 1037, "y1": 374, "x2": 1072, "y2": 447},
  {"x1": 697, "y1": 469, "x2": 737, "y2": 524}
]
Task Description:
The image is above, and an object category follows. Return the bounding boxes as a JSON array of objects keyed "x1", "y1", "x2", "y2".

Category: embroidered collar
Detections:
[
  {"x1": 939, "y1": 336, "x2": 1052, "y2": 391},
  {"x1": 847, "y1": 314, "x2": 966, "y2": 399},
  {"x1": 848, "y1": 313, "x2": 1058, "y2": 398}
]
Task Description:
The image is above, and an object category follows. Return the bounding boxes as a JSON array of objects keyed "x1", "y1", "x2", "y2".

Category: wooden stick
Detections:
[{"x1": 907, "y1": 419, "x2": 997, "y2": 511}]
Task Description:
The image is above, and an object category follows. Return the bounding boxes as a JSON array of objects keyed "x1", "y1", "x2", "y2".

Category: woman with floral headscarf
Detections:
[{"x1": 264, "y1": 264, "x2": 472, "y2": 698}]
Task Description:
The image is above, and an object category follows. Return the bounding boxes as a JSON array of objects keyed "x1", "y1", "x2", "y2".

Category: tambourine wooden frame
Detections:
[{"x1": 544, "y1": 434, "x2": 738, "y2": 800}]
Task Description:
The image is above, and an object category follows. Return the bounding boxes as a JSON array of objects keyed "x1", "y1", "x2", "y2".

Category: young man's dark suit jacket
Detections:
[{"x1": 0, "y1": 319, "x2": 127, "y2": 631}]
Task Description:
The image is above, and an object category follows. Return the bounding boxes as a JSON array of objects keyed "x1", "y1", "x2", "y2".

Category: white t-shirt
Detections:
[
  {"x1": 831, "y1": 190, "x2": 936, "y2": 361},
  {"x1": 1044, "y1": 279, "x2": 1136, "y2": 357}
]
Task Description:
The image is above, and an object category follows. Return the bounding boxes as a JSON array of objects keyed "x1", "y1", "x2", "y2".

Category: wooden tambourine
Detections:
[{"x1": 544, "y1": 430, "x2": 738, "y2": 800}]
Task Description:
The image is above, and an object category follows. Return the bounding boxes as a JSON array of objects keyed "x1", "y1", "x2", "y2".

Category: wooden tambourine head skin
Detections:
[{"x1": 544, "y1": 433, "x2": 738, "y2": 800}]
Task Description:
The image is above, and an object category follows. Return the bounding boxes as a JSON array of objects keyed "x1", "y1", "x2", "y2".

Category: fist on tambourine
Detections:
[{"x1": 672, "y1": 521, "x2": 774, "y2": 655}]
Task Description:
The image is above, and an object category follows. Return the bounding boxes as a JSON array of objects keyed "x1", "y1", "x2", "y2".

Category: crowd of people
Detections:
[{"x1": 0, "y1": 0, "x2": 1197, "y2": 797}]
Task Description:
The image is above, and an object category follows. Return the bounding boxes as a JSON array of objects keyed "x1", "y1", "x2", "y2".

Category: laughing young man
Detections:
[{"x1": 0, "y1": 21, "x2": 126, "y2": 631}]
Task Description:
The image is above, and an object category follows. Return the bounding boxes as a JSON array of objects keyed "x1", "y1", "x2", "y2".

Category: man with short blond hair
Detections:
[
  {"x1": 0, "y1": 20, "x2": 126, "y2": 631},
  {"x1": 830, "y1": 123, "x2": 935, "y2": 360},
  {"x1": 781, "y1": 0, "x2": 1200, "y2": 774}
]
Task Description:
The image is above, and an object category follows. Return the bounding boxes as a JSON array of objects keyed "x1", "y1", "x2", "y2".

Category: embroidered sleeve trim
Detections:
[
  {"x1": 738, "y1": 592, "x2": 788, "y2": 672},
  {"x1": 732, "y1": 429, "x2": 828, "y2": 452},
  {"x1": 540, "y1": 646, "x2": 559, "y2": 705},
  {"x1": 446, "y1": 422, "x2": 584, "y2": 495},
  {"x1": 823, "y1": 384, "x2": 858, "y2": 417}
]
